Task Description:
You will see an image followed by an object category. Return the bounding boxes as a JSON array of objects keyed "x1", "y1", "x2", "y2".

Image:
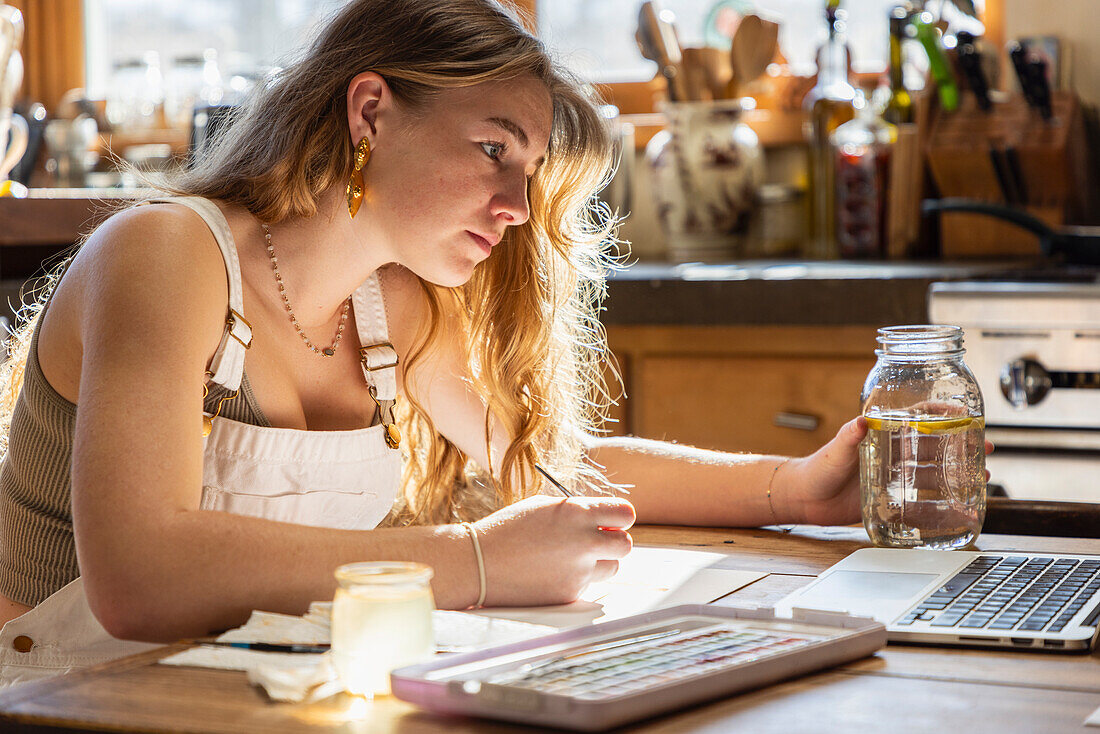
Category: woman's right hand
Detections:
[{"x1": 471, "y1": 495, "x2": 636, "y2": 607}]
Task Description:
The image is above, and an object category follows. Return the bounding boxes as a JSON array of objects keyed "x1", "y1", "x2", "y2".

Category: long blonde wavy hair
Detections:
[{"x1": 1, "y1": 0, "x2": 623, "y2": 524}]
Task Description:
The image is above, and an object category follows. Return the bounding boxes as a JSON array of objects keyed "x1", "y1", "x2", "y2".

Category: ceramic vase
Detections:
[{"x1": 645, "y1": 99, "x2": 763, "y2": 262}]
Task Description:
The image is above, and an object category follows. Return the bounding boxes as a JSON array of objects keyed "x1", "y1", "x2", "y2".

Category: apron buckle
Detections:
[{"x1": 368, "y1": 385, "x2": 401, "y2": 450}]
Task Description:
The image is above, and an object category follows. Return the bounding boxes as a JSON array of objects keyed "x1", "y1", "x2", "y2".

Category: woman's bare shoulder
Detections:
[
  {"x1": 80, "y1": 202, "x2": 227, "y2": 279},
  {"x1": 35, "y1": 201, "x2": 235, "y2": 402},
  {"x1": 65, "y1": 202, "x2": 232, "y2": 346}
]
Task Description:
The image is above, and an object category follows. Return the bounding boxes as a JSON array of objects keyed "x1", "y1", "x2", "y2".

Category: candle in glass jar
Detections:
[{"x1": 331, "y1": 562, "x2": 435, "y2": 697}]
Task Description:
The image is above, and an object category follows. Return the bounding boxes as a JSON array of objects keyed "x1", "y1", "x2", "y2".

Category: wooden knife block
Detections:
[{"x1": 926, "y1": 92, "x2": 1087, "y2": 258}]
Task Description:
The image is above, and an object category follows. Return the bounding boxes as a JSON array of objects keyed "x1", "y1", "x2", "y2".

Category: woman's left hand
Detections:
[
  {"x1": 781, "y1": 416, "x2": 995, "y2": 527},
  {"x1": 779, "y1": 417, "x2": 867, "y2": 526}
]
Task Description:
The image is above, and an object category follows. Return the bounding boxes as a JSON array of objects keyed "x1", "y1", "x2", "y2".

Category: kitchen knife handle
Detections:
[
  {"x1": 955, "y1": 31, "x2": 991, "y2": 111},
  {"x1": 1007, "y1": 41, "x2": 1038, "y2": 109},
  {"x1": 987, "y1": 146, "x2": 1018, "y2": 206},
  {"x1": 1003, "y1": 146, "x2": 1028, "y2": 206},
  {"x1": 1026, "y1": 57, "x2": 1053, "y2": 120}
]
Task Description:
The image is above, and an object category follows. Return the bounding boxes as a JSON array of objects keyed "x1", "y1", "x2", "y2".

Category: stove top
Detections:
[{"x1": 929, "y1": 281, "x2": 1100, "y2": 431}]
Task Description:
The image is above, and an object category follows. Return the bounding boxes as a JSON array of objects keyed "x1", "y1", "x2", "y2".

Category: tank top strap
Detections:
[
  {"x1": 352, "y1": 271, "x2": 398, "y2": 402},
  {"x1": 141, "y1": 196, "x2": 252, "y2": 392}
]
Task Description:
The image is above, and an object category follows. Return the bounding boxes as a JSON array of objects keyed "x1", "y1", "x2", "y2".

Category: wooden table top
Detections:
[{"x1": 0, "y1": 525, "x2": 1097, "y2": 734}]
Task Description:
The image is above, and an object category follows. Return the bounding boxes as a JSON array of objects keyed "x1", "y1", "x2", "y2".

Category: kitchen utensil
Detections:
[
  {"x1": 679, "y1": 47, "x2": 710, "y2": 101},
  {"x1": 694, "y1": 46, "x2": 733, "y2": 101},
  {"x1": 1006, "y1": 41, "x2": 1041, "y2": 112},
  {"x1": 926, "y1": 89, "x2": 1086, "y2": 258},
  {"x1": 1003, "y1": 146, "x2": 1027, "y2": 204},
  {"x1": 1026, "y1": 57, "x2": 1053, "y2": 120},
  {"x1": 728, "y1": 14, "x2": 778, "y2": 97},
  {"x1": 986, "y1": 145, "x2": 1020, "y2": 206},
  {"x1": 955, "y1": 31, "x2": 991, "y2": 111},
  {"x1": 913, "y1": 12, "x2": 958, "y2": 112},
  {"x1": 922, "y1": 198, "x2": 1100, "y2": 265},
  {"x1": 636, "y1": 2, "x2": 687, "y2": 102},
  {"x1": 1015, "y1": 35, "x2": 1063, "y2": 92}
]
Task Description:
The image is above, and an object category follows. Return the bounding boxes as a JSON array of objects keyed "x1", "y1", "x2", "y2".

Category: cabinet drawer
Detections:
[{"x1": 633, "y1": 355, "x2": 873, "y2": 456}]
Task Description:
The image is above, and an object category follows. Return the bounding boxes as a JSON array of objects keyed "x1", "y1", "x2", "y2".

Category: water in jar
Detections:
[
  {"x1": 331, "y1": 585, "x2": 434, "y2": 697},
  {"x1": 860, "y1": 411, "x2": 986, "y2": 549}
]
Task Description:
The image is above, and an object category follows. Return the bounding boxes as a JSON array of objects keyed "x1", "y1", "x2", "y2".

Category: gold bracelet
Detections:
[
  {"x1": 461, "y1": 522, "x2": 487, "y2": 609},
  {"x1": 766, "y1": 458, "x2": 791, "y2": 525}
]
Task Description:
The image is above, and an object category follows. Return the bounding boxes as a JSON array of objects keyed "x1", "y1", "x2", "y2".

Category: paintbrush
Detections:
[{"x1": 535, "y1": 464, "x2": 580, "y2": 497}]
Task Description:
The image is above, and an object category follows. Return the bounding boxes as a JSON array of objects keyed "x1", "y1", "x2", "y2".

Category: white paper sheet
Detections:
[
  {"x1": 470, "y1": 545, "x2": 767, "y2": 628},
  {"x1": 1086, "y1": 703, "x2": 1100, "y2": 727}
]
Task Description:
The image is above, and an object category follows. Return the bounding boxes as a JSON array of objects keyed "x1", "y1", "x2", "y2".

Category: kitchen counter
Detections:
[{"x1": 604, "y1": 260, "x2": 1100, "y2": 325}]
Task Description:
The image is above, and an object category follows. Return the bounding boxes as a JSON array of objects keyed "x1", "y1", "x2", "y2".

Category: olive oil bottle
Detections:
[
  {"x1": 803, "y1": 0, "x2": 855, "y2": 259},
  {"x1": 884, "y1": 5, "x2": 914, "y2": 125}
]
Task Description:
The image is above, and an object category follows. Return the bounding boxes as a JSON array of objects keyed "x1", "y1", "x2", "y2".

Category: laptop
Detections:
[{"x1": 774, "y1": 548, "x2": 1100, "y2": 651}]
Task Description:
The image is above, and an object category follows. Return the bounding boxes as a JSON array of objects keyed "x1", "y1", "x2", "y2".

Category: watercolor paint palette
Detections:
[{"x1": 390, "y1": 604, "x2": 886, "y2": 731}]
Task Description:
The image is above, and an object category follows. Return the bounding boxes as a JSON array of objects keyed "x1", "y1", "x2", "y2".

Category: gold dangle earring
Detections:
[{"x1": 346, "y1": 137, "x2": 371, "y2": 218}]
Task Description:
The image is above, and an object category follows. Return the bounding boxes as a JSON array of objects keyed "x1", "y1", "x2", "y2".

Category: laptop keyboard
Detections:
[{"x1": 895, "y1": 555, "x2": 1100, "y2": 633}]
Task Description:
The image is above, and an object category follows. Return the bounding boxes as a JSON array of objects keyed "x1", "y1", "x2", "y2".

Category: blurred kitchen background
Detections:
[{"x1": 1, "y1": 0, "x2": 1099, "y2": 504}]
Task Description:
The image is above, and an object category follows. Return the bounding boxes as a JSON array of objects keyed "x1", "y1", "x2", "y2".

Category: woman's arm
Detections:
[
  {"x1": 585, "y1": 419, "x2": 868, "y2": 527},
  {"x1": 384, "y1": 274, "x2": 867, "y2": 530},
  {"x1": 67, "y1": 209, "x2": 630, "y2": 642}
]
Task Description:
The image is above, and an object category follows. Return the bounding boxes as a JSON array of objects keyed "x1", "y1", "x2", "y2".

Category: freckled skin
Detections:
[{"x1": 359, "y1": 77, "x2": 552, "y2": 288}]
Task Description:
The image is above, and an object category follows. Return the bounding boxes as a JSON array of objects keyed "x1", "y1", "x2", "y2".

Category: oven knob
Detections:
[{"x1": 999, "y1": 358, "x2": 1052, "y2": 409}]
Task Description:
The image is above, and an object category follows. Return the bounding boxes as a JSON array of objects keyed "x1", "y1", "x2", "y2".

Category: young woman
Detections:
[{"x1": 0, "y1": 0, "x2": 866, "y2": 686}]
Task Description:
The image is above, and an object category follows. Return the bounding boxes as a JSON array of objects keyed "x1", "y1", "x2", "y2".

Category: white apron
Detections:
[{"x1": 0, "y1": 197, "x2": 403, "y2": 687}]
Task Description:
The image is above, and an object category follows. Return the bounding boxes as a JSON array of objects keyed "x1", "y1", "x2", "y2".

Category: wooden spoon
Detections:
[
  {"x1": 637, "y1": 1, "x2": 688, "y2": 102},
  {"x1": 729, "y1": 14, "x2": 779, "y2": 97},
  {"x1": 695, "y1": 46, "x2": 733, "y2": 101},
  {"x1": 680, "y1": 48, "x2": 712, "y2": 101}
]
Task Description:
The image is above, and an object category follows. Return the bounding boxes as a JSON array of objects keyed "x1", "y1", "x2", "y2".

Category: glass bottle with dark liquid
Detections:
[
  {"x1": 832, "y1": 90, "x2": 894, "y2": 258},
  {"x1": 802, "y1": 0, "x2": 855, "y2": 260},
  {"x1": 859, "y1": 326, "x2": 986, "y2": 550}
]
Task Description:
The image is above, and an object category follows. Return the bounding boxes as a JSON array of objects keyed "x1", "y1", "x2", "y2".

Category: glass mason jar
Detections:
[
  {"x1": 859, "y1": 325, "x2": 986, "y2": 550},
  {"x1": 331, "y1": 562, "x2": 435, "y2": 697}
]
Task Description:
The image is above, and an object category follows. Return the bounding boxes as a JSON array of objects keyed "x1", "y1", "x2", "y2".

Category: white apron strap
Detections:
[
  {"x1": 142, "y1": 196, "x2": 252, "y2": 392},
  {"x1": 352, "y1": 271, "x2": 400, "y2": 449}
]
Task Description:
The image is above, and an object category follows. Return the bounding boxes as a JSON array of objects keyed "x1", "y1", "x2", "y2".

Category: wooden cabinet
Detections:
[{"x1": 605, "y1": 324, "x2": 878, "y2": 456}]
